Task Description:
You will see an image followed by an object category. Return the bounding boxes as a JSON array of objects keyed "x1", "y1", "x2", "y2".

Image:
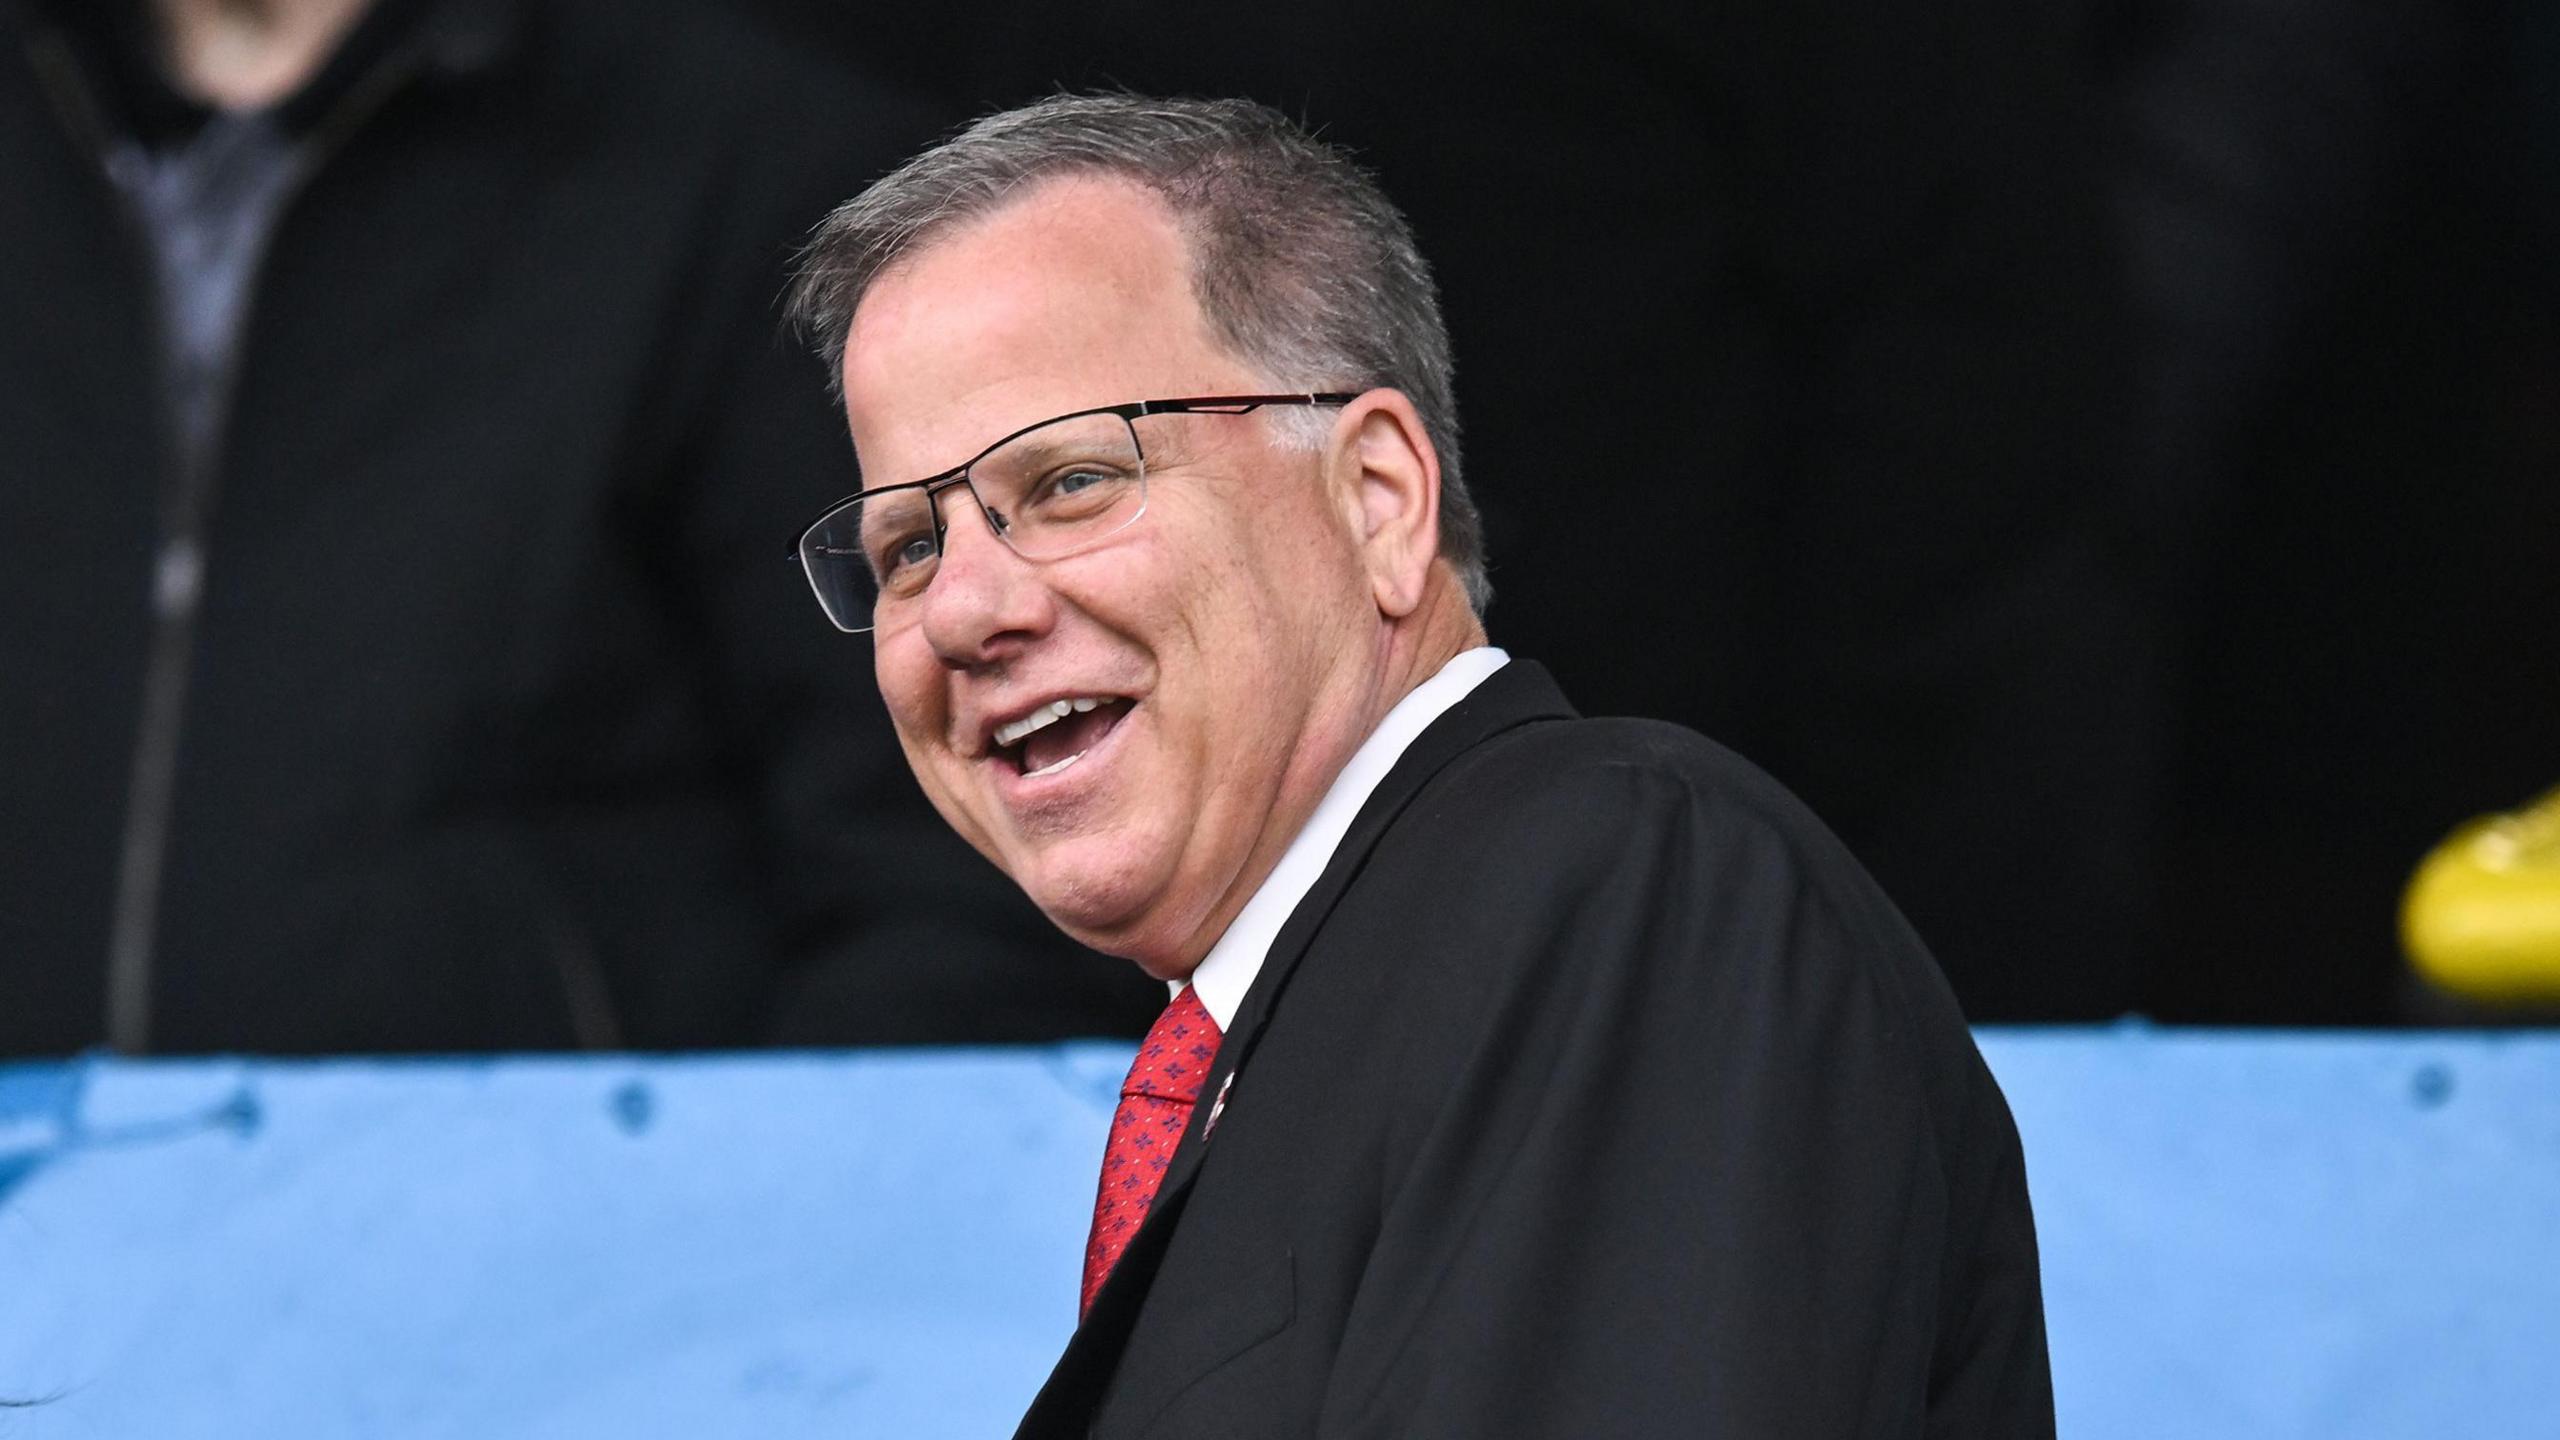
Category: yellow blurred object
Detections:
[{"x1": 2403, "y1": 786, "x2": 2560, "y2": 1005}]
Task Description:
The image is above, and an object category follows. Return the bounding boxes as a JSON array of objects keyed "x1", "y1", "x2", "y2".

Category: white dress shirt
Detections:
[{"x1": 1180, "y1": 647, "x2": 1511, "y2": 1029}]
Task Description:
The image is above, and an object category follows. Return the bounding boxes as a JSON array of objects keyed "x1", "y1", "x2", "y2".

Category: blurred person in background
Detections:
[{"x1": 0, "y1": 0, "x2": 1159, "y2": 1056}]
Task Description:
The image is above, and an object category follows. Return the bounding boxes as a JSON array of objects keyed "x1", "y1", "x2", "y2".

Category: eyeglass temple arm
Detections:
[{"x1": 1134, "y1": 392, "x2": 1359, "y2": 417}]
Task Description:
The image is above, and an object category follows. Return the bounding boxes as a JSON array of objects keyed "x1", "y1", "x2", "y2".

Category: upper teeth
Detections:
[{"x1": 994, "y1": 697, "x2": 1107, "y2": 749}]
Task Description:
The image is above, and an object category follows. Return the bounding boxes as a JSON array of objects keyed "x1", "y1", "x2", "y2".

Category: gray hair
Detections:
[{"x1": 787, "y1": 93, "x2": 1489, "y2": 611}]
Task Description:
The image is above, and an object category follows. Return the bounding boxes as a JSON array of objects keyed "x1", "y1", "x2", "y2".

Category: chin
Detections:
[{"x1": 1014, "y1": 838, "x2": 1187, "y2": 967}]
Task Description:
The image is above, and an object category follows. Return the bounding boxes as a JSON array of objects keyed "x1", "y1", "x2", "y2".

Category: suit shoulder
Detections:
[
  {"x1": 1423, "y1": 714, "x2": 1849, "y2": 869},
  {"x1": 1369, "y1": 711, "x2": 1961, "y2": 1029}
]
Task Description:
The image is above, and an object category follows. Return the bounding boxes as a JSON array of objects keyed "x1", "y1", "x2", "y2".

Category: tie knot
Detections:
[{"x1": 1124, "y1": 986, "x2": 1221, "y2": 1104}]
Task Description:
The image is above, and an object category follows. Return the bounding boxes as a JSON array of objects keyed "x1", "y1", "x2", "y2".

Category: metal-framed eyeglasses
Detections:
[{"x1": 792, "y1": 392, "x2": 1356, "y2": 633}]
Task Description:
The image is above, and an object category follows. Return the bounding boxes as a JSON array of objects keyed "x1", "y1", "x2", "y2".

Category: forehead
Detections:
[{"x1": 839, "y1": 176, "x2": 1253, "y2": 479}]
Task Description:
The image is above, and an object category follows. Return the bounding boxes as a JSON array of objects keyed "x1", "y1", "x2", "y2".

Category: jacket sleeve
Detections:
[{"x1": 1317, "y1": 747, "x2": 2052, "y2": 1437}]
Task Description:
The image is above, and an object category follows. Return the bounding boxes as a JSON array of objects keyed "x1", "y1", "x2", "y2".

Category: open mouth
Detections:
[{"x1": 992, "y1": 697, "x2": 1135, "y2": 780}]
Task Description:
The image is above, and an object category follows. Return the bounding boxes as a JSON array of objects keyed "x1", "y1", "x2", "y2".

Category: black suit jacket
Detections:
[{"x1": 1020, "y1": 662, "x2": 2053, "y2": 1438}]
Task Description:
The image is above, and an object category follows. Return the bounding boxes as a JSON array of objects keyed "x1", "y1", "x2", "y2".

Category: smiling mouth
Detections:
[{"x1": 993, "y1": 697, "x2": 1135, "y2": 779}]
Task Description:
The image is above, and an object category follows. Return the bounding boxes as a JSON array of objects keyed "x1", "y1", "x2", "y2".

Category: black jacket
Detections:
[
  {"x1": 1028, "y1": 662, "x2": 2052, "y2": 1438},
  {"x1": 0, "y1": 0, "x2": 1158, "y2": 1054}
]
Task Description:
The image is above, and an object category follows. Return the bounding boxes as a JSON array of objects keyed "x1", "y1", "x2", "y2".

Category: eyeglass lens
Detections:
[{"x1": 798, "y1": 410, "x2": 1147, "y2": 632}]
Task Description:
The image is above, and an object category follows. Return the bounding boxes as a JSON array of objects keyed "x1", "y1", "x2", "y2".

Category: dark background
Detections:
[
  {"x1": 737, "y1": 0, "x2": 2559, "y2": 1025},
  {"x1": 6, "y1": 0, "x2": 2549, "y2": 1048}
]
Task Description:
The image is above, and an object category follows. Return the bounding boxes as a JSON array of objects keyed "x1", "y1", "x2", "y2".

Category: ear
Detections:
[{"x1": 1329, "y1": 389, "x2": 1443, "y2": 620}]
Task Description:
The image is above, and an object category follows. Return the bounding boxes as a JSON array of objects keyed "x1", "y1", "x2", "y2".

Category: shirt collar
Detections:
[{"x1": 1179, "y1": 646, "x2": 1510, "y2": 1029}]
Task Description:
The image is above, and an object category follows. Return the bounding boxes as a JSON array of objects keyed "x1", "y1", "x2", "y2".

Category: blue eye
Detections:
[
  {"x1": 1023, "y1": 461, "x2": 1139, "y2": 523},
  {"x1": 867, "y1": 526, "x2": 940, "y2": 594}
]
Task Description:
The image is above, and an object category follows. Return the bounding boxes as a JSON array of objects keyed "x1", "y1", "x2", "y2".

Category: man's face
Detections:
[{"x1": 840, "y1": 177, "x2": 1382, "y2": 976}]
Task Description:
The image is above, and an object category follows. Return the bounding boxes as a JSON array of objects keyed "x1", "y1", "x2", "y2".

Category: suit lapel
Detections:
[
  {"x1": 1013, "y1": 661, "x2": 1576, "y2": 1438},
  {"x1": 1164, "y1": 659, "x2": 1574, "y2": 1190}
]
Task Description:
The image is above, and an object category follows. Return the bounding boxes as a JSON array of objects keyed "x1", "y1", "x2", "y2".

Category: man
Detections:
[
  {"x1": 0, "y1": 0, "x2": 1152, "y2": 1053},
  {"x1": 789, "y1": 95, "x2": 2052, "y2": 1437}
]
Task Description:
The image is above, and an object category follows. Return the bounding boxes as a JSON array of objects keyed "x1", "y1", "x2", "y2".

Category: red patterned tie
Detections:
[{"x1": 1081, "y1": 985, "x2": 1222, "y2": 1317}]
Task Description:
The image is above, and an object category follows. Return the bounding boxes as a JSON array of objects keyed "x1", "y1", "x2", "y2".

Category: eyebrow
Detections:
[{"x1": 990, "y1": 432, "x2": 1091, "y2": 470}]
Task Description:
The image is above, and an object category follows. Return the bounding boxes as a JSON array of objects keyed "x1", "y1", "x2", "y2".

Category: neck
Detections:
[
  {"x1": 1396, "y1": 577, "x2": 1490, "y2": 688},
  {"x1": 152, "y1": 0, "x2": 375, "y2": 111}
]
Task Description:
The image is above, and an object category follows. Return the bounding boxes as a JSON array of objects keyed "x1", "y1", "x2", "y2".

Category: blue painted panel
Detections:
[
  {"x1": 1, "y1": 1032, "x2": 2554, "y2": 1438},
  {"x1": 0, "y1": 1048, "x2": 1128, "y2": 1437},
  {"x1": 1985, "y1": 1029, "x2": 2560, "y2": 1440}
]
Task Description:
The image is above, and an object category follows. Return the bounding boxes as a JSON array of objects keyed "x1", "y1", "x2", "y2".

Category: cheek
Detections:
[
  {"x1": 875, "y1": 647, "x2": 1000, "y2": 853},
  {"x1": 873, "y1": 643, "x2": 948, "y2": 753},
  {"x1": 1211, "y1": 517, "x2": 1362, "y2": 680}
]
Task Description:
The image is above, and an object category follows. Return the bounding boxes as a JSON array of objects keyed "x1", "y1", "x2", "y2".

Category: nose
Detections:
[{"x1": 917, "y1": 484, "x2": 1053, "y2": 665}]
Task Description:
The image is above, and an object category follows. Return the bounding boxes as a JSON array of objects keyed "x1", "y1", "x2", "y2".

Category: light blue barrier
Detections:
[{"x1": 2, "y1": 1030, "x2": 2554, "y2": 1438}]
